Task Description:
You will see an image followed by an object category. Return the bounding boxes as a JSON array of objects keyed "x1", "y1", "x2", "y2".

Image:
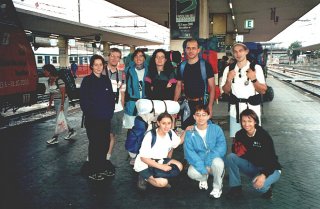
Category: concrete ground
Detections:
[{"x1": 1, "y1": 77, "x2": 320, "y2": 209}]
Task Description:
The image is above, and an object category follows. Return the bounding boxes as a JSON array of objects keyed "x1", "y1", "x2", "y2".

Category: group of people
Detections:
[{"x1": 42, "y1": 39, "x2": 281, "y2": 200}]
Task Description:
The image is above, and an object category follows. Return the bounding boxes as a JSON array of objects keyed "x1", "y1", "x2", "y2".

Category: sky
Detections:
[{"x1": 270, "y1": 3, "x2": 320, "y2": 48}]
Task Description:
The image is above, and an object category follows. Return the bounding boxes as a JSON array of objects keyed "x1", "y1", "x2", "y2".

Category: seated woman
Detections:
[
  {"x1": 226, "y1": 109, "x2": 282, "y2": 199},
  {"x1": 134, "y1": 112, "x2": 183, "y2": 190},
  {"x1": 184, "y1": 104, "x2": 227, "y2": 199}
]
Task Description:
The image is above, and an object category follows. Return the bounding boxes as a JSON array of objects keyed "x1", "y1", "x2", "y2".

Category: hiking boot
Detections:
[
  {"x1": 88, "y1": 173, "x2": 105, "y2": 181},
  {"x1": 64, "y1": 129, "x2": 77, "y2": 140},
  {"x1": 137, "y1": 175, "x2": 147, "y2": 190},
  {"x1": 210, "y1": 188, "x2": 222, "y2": 199},
  {"x1": 47, "y1": 136, "x2": 58, "y2": 145},
  {"x1": 226, "y1": 186, "x2": 242, "y2": 199},
  {"x1": 261, "y1": 188, "x2": 273, "y2": 199}
]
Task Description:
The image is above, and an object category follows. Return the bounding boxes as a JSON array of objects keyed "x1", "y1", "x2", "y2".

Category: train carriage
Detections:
[{"x1": 0, "y1": 0, "x2": 44, "y2": 112}]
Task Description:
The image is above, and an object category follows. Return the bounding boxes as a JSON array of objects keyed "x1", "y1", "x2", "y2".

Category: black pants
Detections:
[
  {"x1": 181, "y1": 100, "x2": 205, "y2": 130},
  {"x1": 85, "y1": 117, "x2": 111, "y2": 174}
]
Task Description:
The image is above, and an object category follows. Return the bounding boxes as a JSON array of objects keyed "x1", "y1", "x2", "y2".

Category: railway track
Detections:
[
  {"x1": 268, "y1": 65, "x2": 320, "y2": 97},
  {"x1": 0, "y1": 97, "x2": 80, "y2": 130}
]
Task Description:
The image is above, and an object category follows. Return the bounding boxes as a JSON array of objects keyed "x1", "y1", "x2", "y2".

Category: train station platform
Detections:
[{"x1": 1, "y1": 77, "x2": 320, "y2": 209}]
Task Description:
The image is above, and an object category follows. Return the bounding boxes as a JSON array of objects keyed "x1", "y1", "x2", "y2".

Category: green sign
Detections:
[{"x1": 244, "y1": 19, "x2": 254, "y2": 29}]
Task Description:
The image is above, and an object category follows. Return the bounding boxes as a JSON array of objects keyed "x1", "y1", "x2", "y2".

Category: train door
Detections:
[{"x1": 45, "y1": 56, "x2": 50, "y2": 64}]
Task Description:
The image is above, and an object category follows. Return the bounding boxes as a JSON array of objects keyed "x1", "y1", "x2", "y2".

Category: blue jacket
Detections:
[
  {"x1": 80, "y1": 73, "x2": 115, "y2": 120},
  {"x1": 184, "y1": 123, "x2": 227, "y2": 174},
  {"x1": 124, "y1": 61, "x2": 148, "y2": 116}
]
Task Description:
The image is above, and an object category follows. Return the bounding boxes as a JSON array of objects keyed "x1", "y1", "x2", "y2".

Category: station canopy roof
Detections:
[{"x1": 15, "y1": 0, "x2": 320, "y2": 46}]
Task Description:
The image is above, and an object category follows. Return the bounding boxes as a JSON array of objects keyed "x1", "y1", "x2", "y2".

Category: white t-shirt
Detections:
[
  {"x1": 134, "y1": 129, "x2": 181, "y2": 172},
  {"x1": 135, "y1": 68, "x2": 145, "y2": 98},
  {"x1": 220, "y1": 61, "x2": 265, "y2": 121},
  {"x1": 103, "y1": 68, "x2": 126, "y2": 112}
]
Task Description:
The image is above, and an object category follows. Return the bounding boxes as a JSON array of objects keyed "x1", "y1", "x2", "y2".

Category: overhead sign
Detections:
[
  {"x1": 170, "y1": 0, "x2": 199, "y2": 39},
  {"x1": 244, "y1": 19, "x2": 254, "y2": 29},
  {"x1": 236, "y1": 35, "x2": 244, "y2": 42}
]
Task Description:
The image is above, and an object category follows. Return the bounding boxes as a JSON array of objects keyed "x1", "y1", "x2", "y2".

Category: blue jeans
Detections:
[{"x1": 226, "y1": 153, "x2": 281, "y2": 193}]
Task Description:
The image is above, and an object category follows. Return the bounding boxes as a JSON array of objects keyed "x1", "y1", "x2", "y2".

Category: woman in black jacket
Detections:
[
  {"x1": 145, "y1": 49, "x2": 177, "y2": 100},
  {"x1": 226, "y1": 109, "x2": 281, "y2": 199},
  {"x1": 80, "y1": 54, "x2": 115, "y2": 181}
]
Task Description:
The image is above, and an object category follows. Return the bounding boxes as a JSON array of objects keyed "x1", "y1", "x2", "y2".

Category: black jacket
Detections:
[
  {"x1": 80, "y1": 73, "x2": 115, "y2": 120},
  {"x1": 233, "y1": 126, "x2": 282, "y2": 177}
]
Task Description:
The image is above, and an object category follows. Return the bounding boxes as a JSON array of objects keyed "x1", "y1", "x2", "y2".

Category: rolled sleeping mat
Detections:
[{"x1": 135, "y1": 99, "x2": 180, "y2": 115}]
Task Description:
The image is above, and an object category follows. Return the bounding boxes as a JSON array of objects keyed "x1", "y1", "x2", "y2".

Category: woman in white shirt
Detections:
[{"x1": 134, "y1": 112, "x2": 184, "y2": 190}]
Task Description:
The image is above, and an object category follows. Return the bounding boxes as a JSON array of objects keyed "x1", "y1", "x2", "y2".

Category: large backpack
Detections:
[
  {"x1": 56, "y1": 69, "x2": 79, "y2": 101},
  {"x1": 125, "y1": 116, "x2": 173, "y2": 154},
  {"x1": 125, "y1": 116, "x2": 149, "y2": 154}
]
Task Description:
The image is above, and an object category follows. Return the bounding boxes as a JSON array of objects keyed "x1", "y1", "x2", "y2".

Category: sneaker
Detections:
[
  {"x1": 47, "y1": 136, "x2": 58, "y2": 145},
  {"x1": 64, "y1": 129, "x2": 77, "y2": 140},
  {"x1": 261, "y1": 188, "x2": 273, "y2": 199},
  {"x1": 129, "y1": 157, "x2": 136, "y2": 166},
  {"x1": 199, "y1": 180, "x2": 208, "y2": 190},
  {"x1": 88, "y1": 173, "x2": 105, "y2": 181},
  {"x1": 226, "y1": 186, "x2": 242, "y2": 199},
  {"x1": 210, "y1": 188, "x2": 222, "y2": 198},
  {"x1": 101, "y1": 169, "x2": 115, "y2": 177},
  {"x1": 137, "y1": 175, "x2": 147, "y2": 190}
]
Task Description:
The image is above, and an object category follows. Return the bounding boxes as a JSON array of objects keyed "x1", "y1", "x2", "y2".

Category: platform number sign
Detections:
[{"x1": 244, "y1": 19, "x2": 254, "y2": 29}]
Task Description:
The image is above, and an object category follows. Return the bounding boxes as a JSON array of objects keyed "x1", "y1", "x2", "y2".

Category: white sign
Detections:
[
  {"x1": 236, "y1": 35, "x2": 244, "y2": 42},
  {"x1": 244, "y1": 19, "x2": 254, "y2": 29}
]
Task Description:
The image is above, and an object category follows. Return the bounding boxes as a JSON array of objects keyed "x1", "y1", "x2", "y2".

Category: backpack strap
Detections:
[
  {"x1": 199, "y1": 59, "x2": 207, "y2": 104},
  {"x1": 150, "y1": 100, "x2": 155, "y2": 116},
  {"x1": 150, "y1": 129, "x2": 172, "y2": 148},
  {"x1": 180, "y1": 61, "x2": 187, "y2": 78},
  {"x1": 163, "y1": 100, "x2": 167, "y2": 112}
]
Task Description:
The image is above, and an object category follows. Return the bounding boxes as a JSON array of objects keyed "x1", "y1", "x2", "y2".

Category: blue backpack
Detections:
[{"x1": 125, "y1": 116, "x2": 173, "y2": 154}]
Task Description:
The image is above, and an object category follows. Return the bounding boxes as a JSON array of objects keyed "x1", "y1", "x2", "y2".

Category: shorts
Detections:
[
  {"x1": 110, "y1": 110, "x2": 124, "y2": 135},
  {"x1": 139, "y1": 158, "x2": 171, "y2": 180}
]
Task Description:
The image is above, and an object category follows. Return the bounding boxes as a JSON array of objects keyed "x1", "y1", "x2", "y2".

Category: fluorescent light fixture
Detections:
[
  {"x1": 232, "y1": 15, "x2": 235, "y2": 20},
  {"x1": 49, "y1": 39, "x2": 58, "y2": 46},
  {"x1": 229, "y1": 2, "x2": 233, "y2": 9}
]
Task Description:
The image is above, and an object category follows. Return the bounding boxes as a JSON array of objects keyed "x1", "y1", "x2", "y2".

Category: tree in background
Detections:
[{"x1": 288, "y1": 41, "x2": 302, "y2": 64}]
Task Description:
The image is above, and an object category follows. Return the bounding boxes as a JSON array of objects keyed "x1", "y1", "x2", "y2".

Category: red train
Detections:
[{"x1": 0, "y1": 0, "x2": 45, "y2": 113}]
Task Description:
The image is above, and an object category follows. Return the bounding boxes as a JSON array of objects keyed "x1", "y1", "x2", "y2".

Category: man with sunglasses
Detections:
[{"x1": 221, "y1": 43, "x2": 267, "y2": 138}]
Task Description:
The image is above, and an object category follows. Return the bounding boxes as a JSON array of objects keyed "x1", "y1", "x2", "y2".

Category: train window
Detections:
[
  {"x1": 74, "y1": 57, "x2": 78, "y2": 63},
  {"x1": 0, "y1": 32, "x2": 10, "y2": 45},
  {"x1": 52, "y1": 56, "x2": 58, "y2": 64},
  {"x1": 69, "y1": 57, "x2": 73, "y2": 63},
  {"x1": 37, "y1": 56, "x2": 43, "y2": 64},
  {"x1": 83, "y1": 57, "x2": 88, "y2": 64}
]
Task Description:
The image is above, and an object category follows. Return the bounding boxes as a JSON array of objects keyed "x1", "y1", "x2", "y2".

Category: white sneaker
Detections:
[
  {"x1": 129, "y1": 157, "x2": 136, "y2": 166},
  {"x1": 199, "y1": 181, "x2": 208, "y2": 190},
  {"x1": 210, "y1": 188, "x2": 222, "y2": 198},
  {"x1": 47, "y1": 136, "x2": 58, "y2": 145}
]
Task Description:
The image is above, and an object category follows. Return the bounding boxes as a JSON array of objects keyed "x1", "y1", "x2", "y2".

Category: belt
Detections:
[{"x1": 187, "y1": 97, "x2": 203, "y2": 102}]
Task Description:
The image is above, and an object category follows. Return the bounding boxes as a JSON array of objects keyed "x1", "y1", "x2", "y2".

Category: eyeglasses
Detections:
[{"x1": 195, "y1": 113, "x2": 208, "y2": 117}]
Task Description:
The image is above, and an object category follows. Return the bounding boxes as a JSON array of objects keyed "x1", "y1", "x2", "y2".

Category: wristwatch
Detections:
[{"x1": 251, "y1": 78, "x2": 257, "y2": 83}]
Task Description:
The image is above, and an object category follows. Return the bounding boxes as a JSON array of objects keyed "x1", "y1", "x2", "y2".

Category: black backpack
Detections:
[{"x1": 56, "y1": 69, "x2": 79, "y2": 101}]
